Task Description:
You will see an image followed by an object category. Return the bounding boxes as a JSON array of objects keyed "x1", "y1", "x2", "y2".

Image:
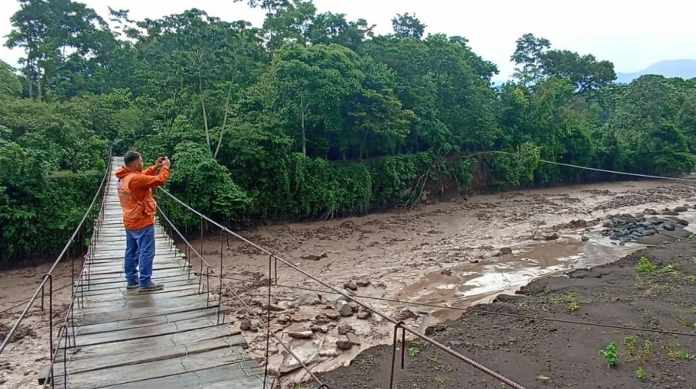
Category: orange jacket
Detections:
[{"x1": 115, "y1": 164, "x2": 170, "y2": 230}]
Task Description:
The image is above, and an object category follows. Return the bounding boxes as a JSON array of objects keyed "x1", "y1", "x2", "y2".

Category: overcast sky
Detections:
[{"x1": 2, "y1": 0, "x2": 695, "y2": 81}]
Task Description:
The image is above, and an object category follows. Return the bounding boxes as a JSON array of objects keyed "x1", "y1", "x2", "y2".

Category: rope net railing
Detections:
[{"x1": 0, "y1": 149, "x2": 113, "y2": 389}]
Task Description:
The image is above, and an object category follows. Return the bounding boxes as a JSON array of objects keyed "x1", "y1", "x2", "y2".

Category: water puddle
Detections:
[{"x1": 397, "y1": 236, "x2": 644, "y2": 322}]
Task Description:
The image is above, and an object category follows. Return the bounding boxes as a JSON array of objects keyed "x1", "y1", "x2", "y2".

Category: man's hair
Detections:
[{"x1": 124, "y1": 151, "x2": 141, "y2": 166}]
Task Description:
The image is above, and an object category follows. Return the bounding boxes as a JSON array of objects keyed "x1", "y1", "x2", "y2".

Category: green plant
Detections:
[
  {"x1": 636, "y1": 257, "x2": 657, "y2": 274},
  {"x1": 408, "y1": 345, "x2": 422, "y2": 358},
  {"x1": 656, "y1": 264, "x2": 677, "y2": 275},
  {"x1": 635, "y1": 367, "x2": 647, "y2": 381},
  {"x1": 600, "y1": 342, "x2": 619, "y2": 367},
  {"x1": 567, "y1": 300, "x2": 580, "y2": 313}
]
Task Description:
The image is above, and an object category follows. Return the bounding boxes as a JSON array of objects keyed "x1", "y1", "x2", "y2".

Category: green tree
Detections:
[
  {"x1": 541, "y1": 50, "x2": 616, "y2": 93},
  {"x1": 6, "y1": 0, "x2": 117, "y2": 98},
  {"x1": 511, "y1": 33, "x2": 550, "y2": 86},
  {"x1": 391, "y1": 13, "x2": 426, "y2": 40},
  {"x1": 0, "y1": 61, "x2": 22, "y2": 97}
]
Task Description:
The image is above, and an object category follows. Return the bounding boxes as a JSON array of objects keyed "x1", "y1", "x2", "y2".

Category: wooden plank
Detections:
[
  {"x1": 64, "y1": 325, "x2": 241, "y2": 362},
  {"x1": 98, "y1": 363, "x2": 266, "y2": 389},
  {"x1": 61, "y1": 335, "x2": 247, "y2": 375},
  {"x1": 62, "y1": 345, "x2": 254, "y2": 389},
  {"x1": 73, "y1": 308, "x2": 220, "y2": 336}
]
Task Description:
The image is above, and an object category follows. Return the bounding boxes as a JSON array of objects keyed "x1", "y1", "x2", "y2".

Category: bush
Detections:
[{"x1": 163, "y1": 142, "x2": 250, "y2": 231}]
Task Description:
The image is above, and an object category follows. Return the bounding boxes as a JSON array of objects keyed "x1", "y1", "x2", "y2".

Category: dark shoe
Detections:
[
  {"x1": 138, "y1": 281, "x2": 164, "y2": 292},
  {"x1": 126, "y1": 282, "x2": 138, "y2": 290}
]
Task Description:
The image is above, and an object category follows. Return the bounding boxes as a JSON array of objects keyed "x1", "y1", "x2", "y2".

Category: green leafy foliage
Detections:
[
  {"x1": 164, "y1": 142, "x2": 250, "y2": 231},
  {"x1": 600, "y1": 342, "x2": 619, "y2": 368},
  {"x1": 635, "y1": 367, "x2": 647, "y2": 382},
  {"x1": 636, "y1": 257, "x2": 657, "y2": 274}
]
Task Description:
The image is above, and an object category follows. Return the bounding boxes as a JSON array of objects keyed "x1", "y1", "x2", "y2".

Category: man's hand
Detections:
[
  {"x1": 161, "y1": 157, "x2": 171, "y2": 168},
  {"x1": 155, "y1": 156, "x2": 165, "y2": 168}
]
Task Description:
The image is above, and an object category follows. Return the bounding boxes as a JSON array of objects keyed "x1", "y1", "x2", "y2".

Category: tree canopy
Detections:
[{"x1": 1, "y1": 0, "x2": 694, "y2": 265}]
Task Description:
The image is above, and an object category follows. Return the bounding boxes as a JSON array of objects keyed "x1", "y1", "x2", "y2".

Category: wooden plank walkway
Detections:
[{"x1": 54, "y1": 157, "x2": 266, "y2": 389}]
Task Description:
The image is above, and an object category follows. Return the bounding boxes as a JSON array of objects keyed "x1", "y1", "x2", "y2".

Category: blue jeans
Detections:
[{"x1": 124, "y1": 225, "x2": 155, "y2": 287}]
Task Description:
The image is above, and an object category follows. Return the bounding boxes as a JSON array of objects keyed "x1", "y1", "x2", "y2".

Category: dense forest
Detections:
[{"x1": 1, "y1": 0, "x2": 695, "y2": 264}]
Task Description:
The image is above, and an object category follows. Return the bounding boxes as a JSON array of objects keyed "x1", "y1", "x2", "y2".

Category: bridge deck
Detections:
[{"x1": 54, "y1": 157, "x2": 266, "y2": 389}]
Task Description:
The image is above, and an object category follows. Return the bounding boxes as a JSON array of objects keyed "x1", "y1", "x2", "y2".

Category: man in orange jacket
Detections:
[{"x1": 115, "y1": 151, "x2": 171, "y2": 291}]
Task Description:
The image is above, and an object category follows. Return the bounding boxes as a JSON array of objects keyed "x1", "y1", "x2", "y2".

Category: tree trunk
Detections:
[
  {"x1": 213, "y1": 83, "x2": 233, "y2": 160},
  {"x1": 300, "y1": 94, "x2": 306, "y2": 156}
]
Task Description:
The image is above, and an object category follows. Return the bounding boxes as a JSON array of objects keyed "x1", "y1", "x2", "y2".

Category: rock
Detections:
[
  {"x1": 673, "y1": 206, "x2": 688, "y2": 213},
  {"x1": 336, "y1": 301, "x2": 354, "y2": 317},
  {"x1": 395, "y1": 308, "x2": 417, "y2": 321},
  {"x1": 262, "y1": 303, "x2": 285, "y2": 312},
  {"x1": 544, "y1": 232, "x2": 560, "y2": 241},
  {"x1": 355, "y1": 278, "x2": 370, "y2": 287},
  {"x1": 310, "y1": 324, "x2": 328, "y2": 333},
  {"x1": 440, "y1": 269, "x2": 452, "y2": 276},
  {"x1": 663, "y1": 223, "x2": 676, "y2": 231},
  {"x1": 337, "y1": 324, "x2": 353, "y2": 335},
  {"x1": 240, "y1": 319, "x2": 257, "y2": 332},
  {"x1": 581, "y1": 235, "x2": 590, "y2": 242},
  {"x1": 277, "y1": 300, "x2": 296, "y2": 310},
  {"x1": 325, "y1": 311, "x2": 340, "y2": 320},
  {"x1": 425, "y1": 323, "x2": 447, "y2": 336},
  {"x1": 277, "y1": 314, "x2": 291, "y2": 325},
  {"x1": 497, "y1": 247, "x2": 513, "y2": 256},
  {"x1": 343, "y1": 280, "x2": 358, "y2": 291},
  {"x1": 287, "y1": 329, "x2": 314, "y2": 339},
  {"x1": 297, "y1": 294, "x2": 322, "y2": 306},
  {"x1": 537, "y1": 375, "x2": 551, "y2": 383},
  {"x1": 643, "y1": 208, "x2": 657, "y2": 215},
  {"x1": 301, "y1": 252, "x2": 328, "y2": 261},
  {"x1": 336, "y1": 337, "x2": 353, "y2": 350},
  {"x1": 357, "y1": 310, "x2": 371, "y2": 320}
]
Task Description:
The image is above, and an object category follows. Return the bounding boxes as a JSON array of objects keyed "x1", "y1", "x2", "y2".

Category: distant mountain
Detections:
[{"x1": 616, "y1": 59, "x2": 696, "y2": 83}]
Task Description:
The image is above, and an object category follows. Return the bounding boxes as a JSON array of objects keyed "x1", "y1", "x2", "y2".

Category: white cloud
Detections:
[{"x1": 2, "y1": 0, "x2": 695, "y2": 81}]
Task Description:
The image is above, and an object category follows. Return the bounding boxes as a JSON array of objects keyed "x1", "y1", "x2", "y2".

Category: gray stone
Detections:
[
  {"x1": 336, "y1": 301, "x2": 354, "y2": 317},
  {"x1": 240, "y1": 319, "x2": 257, "y2": 332},
  {"x1": 343, "y1": 280, "x2": 358, "y2": 291},
  {"x1": 287, "y1": 330, "x2": 314, "y2": 339},
  {"x1": 337, "y1": 324, "x2": 353, "y2": 335},
  {"x1": 336, "y1": 337, "x2": 353, "y2": 350},
  {"x1": 544, "y1": 232, "x2": 560, "y2": 241},
  {"x1": 395, "y1": 308, "x2": 417, "y2": 321},
  {"x1": 357, "y1": 310, "x2": 371, "y2": 320},
  {"x1": 355, "y1": 278, "x2": 370, "y2": 287}
]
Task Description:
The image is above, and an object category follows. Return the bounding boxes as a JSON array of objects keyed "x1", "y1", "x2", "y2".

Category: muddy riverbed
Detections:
[
  {"x1": 319, "y1": 227, "x2": 696, "y2": 388},
  {"x1": 1, "y1": 179, "x2": 695, "y2": 388}
]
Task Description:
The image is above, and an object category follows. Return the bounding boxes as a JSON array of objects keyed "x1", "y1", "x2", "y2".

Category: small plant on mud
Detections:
[
  {"x1": 624, "y1": 336, "x2": 653, "y2": 364},
  {"x1": 600, "y1": 342, "x2": 619, "y2": 367},
  {"x1": 636, "y1": 257, "x2": 657, "y2": 274},
  {"x1": 408, "y1": 345, "x2": 422, "y2": 358},
  {"x1": 656, "y1": 264, "x2": 677, "y2": 275},
  {"x1": 664, "y1": 342, "x2": 693, "y2": 361},
  {"x1": 635, "y1": 367, "x2": 647, "y2": 381},
  {"x1": 551, "y1": 292, "x2": 581, "y2": 313},
  {"x1": 688, "y1": 234, "x2": 696, "y2": 240}
]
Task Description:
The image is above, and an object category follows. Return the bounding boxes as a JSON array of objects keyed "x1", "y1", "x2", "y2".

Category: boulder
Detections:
[
  {"x1": 337, "y1": 324, "x2": 353, "y2": 335},
  {"x1": 395, "y1": 308, "x2": 417, "y2": 321},
  {"x1": 336, "y1": 301, "x2": 354, "y2": 317}
]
